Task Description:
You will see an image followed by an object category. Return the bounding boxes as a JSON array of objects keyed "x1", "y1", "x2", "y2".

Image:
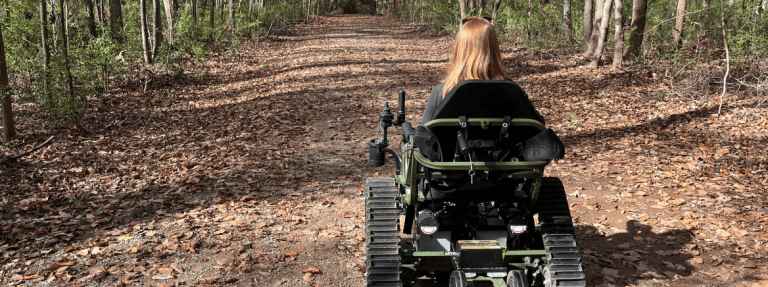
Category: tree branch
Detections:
[{"x1": 4, "y1": 136, "x2": 54, "y2": 163}]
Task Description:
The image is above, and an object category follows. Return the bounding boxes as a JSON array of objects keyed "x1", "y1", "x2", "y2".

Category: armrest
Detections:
[{"x1": 401, "y1": 121, "x2": 414, "y2": 142}]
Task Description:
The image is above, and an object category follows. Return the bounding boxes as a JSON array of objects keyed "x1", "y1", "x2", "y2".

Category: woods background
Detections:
[{"x1": 0, "y1": 0, "x2": 766, "y2": 146}]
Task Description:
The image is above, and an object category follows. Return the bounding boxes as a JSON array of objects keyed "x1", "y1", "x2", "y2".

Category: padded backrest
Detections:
[
  {"x1": 433, "y1": 80, "x2": 545, "y2": 123},
  {"x1": 429, "y1": 80, "x2": 545, "y2": 161}
]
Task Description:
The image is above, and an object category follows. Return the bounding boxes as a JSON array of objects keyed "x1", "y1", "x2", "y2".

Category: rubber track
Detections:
[
  {"x1": 365, "y1": 178, "x2": 402, "y2": 287},
  {"x1": 537, "y1": 177, "x2": 586, "y2": 287}
]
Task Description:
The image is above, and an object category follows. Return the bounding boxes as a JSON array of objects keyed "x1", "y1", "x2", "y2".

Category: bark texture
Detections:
[
  {"x1": 140, "y1": 0, "x2": 152, "y2": 63},
  {"x1": 153, "y1": 0, "x2": 162, "y2": 56},
  {"x1": 588, "y1": 0, "x2": 605, "y2": 56},
  {"x1": 85, "y1": 0, "x2": 98, "y2": 37},
  {"x1": 59, "y1": 0, "x2": 74, "y2": 97},
  {"x1": 40, "y1": 0, "x2": 50, "y2": 98},
  {"x1": 0, "y1": 23, "x2": 15, "y2": 142},
  {"x1": 563, "y1": 0, "x2": 572, "y2": 43},
  {"x1": 582, "y1": 0, "x2": 593, "y2": 52},
  {"x1": 673, "y1": 0, "x2": 687, "y2": 47},
  {"x1": 109, "y1": 0, "x2": 123, "y2": 34},
  {"x1": 623, "y1": 0, "x2": 647, "y2": 58},
  {"x1": 589, "y1": 0, "x2": 612, "y2": 67},
  {"x1": 611, "y1": 0, "x2": 624, "y2": 69},
  {"x1": 458, "y1": 0, "x2": 466, "y2": 20},
  {"x1": 163, "y1": 0, "x2": 175, "y2": 47}
]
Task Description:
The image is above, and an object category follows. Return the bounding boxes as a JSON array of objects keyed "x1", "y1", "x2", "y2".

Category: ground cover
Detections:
[{"x1": 1, "y1": 14, "x2": 767, "y2": 287}]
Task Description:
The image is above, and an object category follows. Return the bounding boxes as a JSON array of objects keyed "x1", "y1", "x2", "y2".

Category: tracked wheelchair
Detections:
[{"x1": 365, "y1": 80, "x2": 585, "y2": 287}]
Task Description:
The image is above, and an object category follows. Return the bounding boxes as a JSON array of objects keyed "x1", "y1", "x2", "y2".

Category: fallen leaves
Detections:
[{"x1": 301, "y1": 267, "x2": 323, "y2": 282}]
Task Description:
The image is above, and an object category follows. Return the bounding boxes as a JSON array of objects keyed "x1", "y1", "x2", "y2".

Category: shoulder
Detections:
[{"x1": 431, "y1": 83, "x2": 445, "y2": 94}]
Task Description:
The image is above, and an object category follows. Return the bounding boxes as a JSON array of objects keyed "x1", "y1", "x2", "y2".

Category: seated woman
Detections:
[{"x1": 422, "y1": 17, "x2": 544, "y2": 125}]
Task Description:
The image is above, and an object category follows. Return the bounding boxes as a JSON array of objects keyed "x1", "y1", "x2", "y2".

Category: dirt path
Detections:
[{"x1": 2, "y1": 15, "x2": 767, "y2": 287}]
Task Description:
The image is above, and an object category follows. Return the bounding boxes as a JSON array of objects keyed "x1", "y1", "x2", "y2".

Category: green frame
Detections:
[{"x1": 395, "y1": 118, "x2": 551, "y2": 206}]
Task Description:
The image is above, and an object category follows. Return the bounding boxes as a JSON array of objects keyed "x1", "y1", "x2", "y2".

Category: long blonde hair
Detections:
[{"x1": 442, "y1": 17, "x2": 505, "y2": 98}]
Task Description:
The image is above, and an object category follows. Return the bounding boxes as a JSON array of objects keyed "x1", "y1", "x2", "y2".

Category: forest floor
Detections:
[{"x1": 2, "y1": 14, "x2": 768, "y2": 287}]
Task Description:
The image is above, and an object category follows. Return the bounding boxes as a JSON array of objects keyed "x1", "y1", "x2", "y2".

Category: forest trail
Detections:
[{"x1": 2, "y1": 15, "x2": 768, "y2": 286}]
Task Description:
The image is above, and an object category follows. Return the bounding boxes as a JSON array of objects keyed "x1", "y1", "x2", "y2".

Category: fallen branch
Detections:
[{"x1": 3, "y1": 136, "x2": 54, "y2": 163}]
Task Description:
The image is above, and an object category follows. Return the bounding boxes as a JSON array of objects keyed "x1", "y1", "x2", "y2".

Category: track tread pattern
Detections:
[
  {"x1": 538, "y1": 177, "x2": 586, "y2": 287},
  {"x1": 365, "y1": 178, "x2": 402, "y2": 287}
]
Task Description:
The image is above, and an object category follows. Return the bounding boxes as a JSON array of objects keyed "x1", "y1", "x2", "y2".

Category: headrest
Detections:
[{"x1": 433, "y1": 80, "x2": 545, "y2": 124}]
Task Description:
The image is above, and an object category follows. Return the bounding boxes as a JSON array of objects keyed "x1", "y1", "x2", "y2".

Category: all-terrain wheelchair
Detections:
[{"x1": 365, "y1": 80, "x2": 585, "y2": 287}]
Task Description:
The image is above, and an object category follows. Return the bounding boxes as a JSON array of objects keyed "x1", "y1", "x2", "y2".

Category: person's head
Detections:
[{"x1": 442, "y1": 17, "x2": 505, "y2": 98}]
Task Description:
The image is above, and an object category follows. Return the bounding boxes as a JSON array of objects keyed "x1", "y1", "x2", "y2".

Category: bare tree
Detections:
[
  {"x1": 192, "y1": 0, "x2": 198, "y2": 26},
  {"x1": 40, "y1": 0, "x2": 50, "y2": 99},
  {"x1": 563, "y1": 0, "x2": 572, "y2": 43},
  {"x1": 582, "y1": 0, "x2": 593, "y2": 52},
  {"x1": 673, "y1": 0, "x2": 687, "y2": 47},
  {"x1": 85, "y1": 0, "x2": 98, "y2": 37},
  {"x1": 209, "y1": 0, "x2": 215, "y2": 41},
  {"x1": 587, "y1": 0, "x2": 606, "y2": 56},
  {"x1": 0, "y1": 22, "x2": 15, "y2": 142},
  {"x1": 109, "y1": 0, "x2": 123, "y2": 35},
  {"x1": 152, "y1": 0, "x2": 162, "y2": 56},
  {"x1": 228, "y1": 0, "x2": 234, "y2": 28},
  {"x1": 59, "y1": 0, "x2": 74, "y2": 97},
  {"x1": 163, "y1": 0, "x2": 175, "y2": 47},
  {"x1": 141, "y1": 0, "x2": 152, "y2": 63},
  {"x1": 458, "y1": 0, "x2": 466, "y2": 20},
  {"x1": 491, "y1": 0, "x2": 502, "y2": 21},
  {"x1": 611, "y1": 0, "x2": 623, "y2": 69},
  {"x1": 623, "y1": 0, "x2": 647, "y2": 58},
  {"x1": 589, "y1": 0, "x2": 612, "y2": 67}
]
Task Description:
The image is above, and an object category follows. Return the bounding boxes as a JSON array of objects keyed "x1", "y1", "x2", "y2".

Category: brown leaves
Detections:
[{"x1": 301, "y1": 267, "x2": 322, "y2": 282}]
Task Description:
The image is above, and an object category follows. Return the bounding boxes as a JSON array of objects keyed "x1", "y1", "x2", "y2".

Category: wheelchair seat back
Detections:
[{"x1": 428, "y1": 80, "x2": 545, "y2": 162}]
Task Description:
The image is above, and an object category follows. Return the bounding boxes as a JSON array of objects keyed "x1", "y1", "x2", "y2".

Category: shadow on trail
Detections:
[{"x1": 576, "y1": 220, "x2": 700, "y2": 286}]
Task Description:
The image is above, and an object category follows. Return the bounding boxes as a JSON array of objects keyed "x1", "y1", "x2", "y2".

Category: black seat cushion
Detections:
[{"x1": 429, "y1": 80, "x2": 546, "y2": 161}]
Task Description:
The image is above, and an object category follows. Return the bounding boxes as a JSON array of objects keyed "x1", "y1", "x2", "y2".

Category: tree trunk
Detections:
[
  {"x1": 228, "y1": 0, "x2": 234, "y2": 28},
  {"x1": 582, "y1": 0, "x2": 593, "y2": 52},
  {"x1": 589, "y1": 0, "x2": 612, "y2": 67},
  {"x1": 141, "y1": 0, "x2": 152, "y2": 63},
  {"x1": 587, "y1": 0, "x2": 605, "y2": 56},
  {"x1": 703, "y1": 0, "x2": 708, "y2": 7},
  {"x1": 458, "y1": 0, "x2": 466, "y2": 19},
  {"x1": 163, "y1": 0, "x2": 175, "y2": 48},
  {"x1": 40, "y1": 0, "x2": 50, "y2": 99},
  {"x1": 192, "y1": 0, "x2": 198, "y2": 26},
  {"x1": 59, "y1": 0, "x2": 74, "y2": 97},
  {"x1": 96, "y1": 0, "x2": 104, "y2": 23},
  {"x1": 623, "y1": 0, "x2": 647, "y2": 58},
  {"x1": 468, "y1": 0, "x2": 474, "y2": 11},
  {"x1": 673, "y1": 0, "x2": 686, "y2": 47},
  {"x1": 209, "y1": 0, "x2": 215, "y2": 41},
  {"x1": 563, "y1": 0, "x2": 572, "y2": 44},
  {"x1": 85, "y1": 0, "x2": 98, "y2": 37},
  {"x1": 152, "y1": 0, "x2": 163, "y2": 55},
  {"x1": 491, "y1": 0, "x2": 502, "y2": 20},
  {"x1": 611, "y1": 0, "x2": 623, "y2": 69},
  {"x1": 761, "y1": 0, "x2": 766, "y2": 11},
  {"x1": 0, "y1": 20, "x2": 16, "y2": 142},
  {"x1": 109, "y1": 0, "x2": 123, "y2": 35}
]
